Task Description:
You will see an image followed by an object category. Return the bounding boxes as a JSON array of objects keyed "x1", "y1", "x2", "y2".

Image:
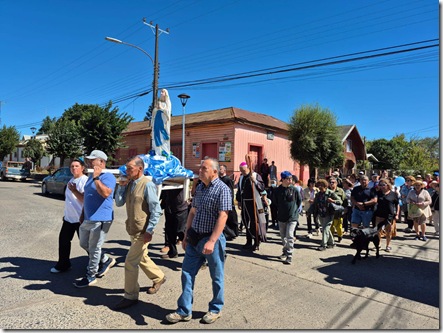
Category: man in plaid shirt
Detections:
[{"x1": 166, "y1": 157, "x2": 232, "y2": 325}]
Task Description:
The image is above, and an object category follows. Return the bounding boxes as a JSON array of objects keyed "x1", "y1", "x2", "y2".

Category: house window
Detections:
[{"x1": 346, "y1": 139, "x2": 352, "y2": 152}]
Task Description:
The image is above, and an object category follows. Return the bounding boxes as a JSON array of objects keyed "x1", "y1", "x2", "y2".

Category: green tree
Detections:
[
  {"x1": 63, "y1": 102, "x2": 133, "y2": 163},
  {"x1": 46, "y1": 118, "x2": 83, "y2": 167},
  {"x1": 23, "y1": 138, "x2": 46, "y2": 167},
  {"x1": 288, "y1": 103, "x2": 343, "y2": 178},
  {"x1": 0, "y1": 125, "x2": 20, "y2": 161},
  {"x1": 37, "y1": 116, "x2": 57, "y2": 135}
]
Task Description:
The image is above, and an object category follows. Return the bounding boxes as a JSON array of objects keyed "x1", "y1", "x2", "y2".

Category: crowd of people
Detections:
[{"x1": 49, "y1": 152, "x2": 439, "y2": 325}]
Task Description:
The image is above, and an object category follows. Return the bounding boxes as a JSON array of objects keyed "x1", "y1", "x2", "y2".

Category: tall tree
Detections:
[
  {"x1": 23, "y1": 138, "x2": 46, "y2": 168},
  {"x1": 46, "y1": 118, "x2": 83, "y2": 167},
  {"x1": 63, "y1": 102, "x2": 133, "y2": 162},
  {"x1": 37, "y1": 116, "x2": 57, "y2": 135},
  {"x1": 0, "y1": 125, "x2": 20, "y2": 161},
  {"x1": 288, "y1": 103, "x2": 343, "y2": 178}
]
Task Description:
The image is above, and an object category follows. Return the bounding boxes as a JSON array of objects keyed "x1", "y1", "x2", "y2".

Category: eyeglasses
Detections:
[
  {"x1": 379, "y1": 183, "x2": 387, "y2": 187},
  {"x1": 329, "y1": 181, "x2": 336, "y2": 184}
]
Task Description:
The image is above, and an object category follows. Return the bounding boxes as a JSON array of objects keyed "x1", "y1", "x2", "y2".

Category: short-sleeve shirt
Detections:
[
  {"x1": 83, "y1": 173, "x2": 116, "y2": 222},
  {"x1": 64, "y1": 174, "x2": 88, "y2": 223},
  {"x1": 374, "y1": 190, "x2": 399, "y2": 219},
  {"x1": 351, "y1": 185, "x2": 377, "y2": 210},
  {"x1": 192, "y1": 177, "x2": 232, "y2": 234}
]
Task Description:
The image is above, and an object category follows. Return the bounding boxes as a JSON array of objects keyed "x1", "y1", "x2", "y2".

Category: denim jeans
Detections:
[
  {"x1": 278, "y1": 220, "x2": 297, "y2": 256},
  {"x1": 79, "y1": 221, "x2": 112, "y2": 279},
  {"x1": 176, "y1": 233, "x2": 226, "y2": 316}
]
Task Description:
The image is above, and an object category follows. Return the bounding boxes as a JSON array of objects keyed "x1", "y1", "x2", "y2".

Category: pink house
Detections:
[{"x1": 115, "y1": 107, "x2": 310, "y2": 185}]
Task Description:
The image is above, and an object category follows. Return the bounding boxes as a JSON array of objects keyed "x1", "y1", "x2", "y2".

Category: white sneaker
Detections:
[{"x1": 306, "y1": 233, "x2": 312, "y2": 239}]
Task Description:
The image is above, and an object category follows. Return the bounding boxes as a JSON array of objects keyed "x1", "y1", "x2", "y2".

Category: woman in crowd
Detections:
[
  {"x1": 373, "y1": 178, "x2": 399, "y2": 252},
  {"x1": 312, "y1": 179, "x2": 342, "y2": 251},
  {"x1": 303, "y1": 178, "x2": 319, "y2": 237},
  {"x1": 50, "y1": 159, "x2": 88, "y2": 273},
  {"x1": 406, "y1": 180, "x2": 432, "y2": 241}
]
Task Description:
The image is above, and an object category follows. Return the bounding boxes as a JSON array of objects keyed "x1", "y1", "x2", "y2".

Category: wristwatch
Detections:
[{"x1": 93, "y1": 176, "x2": 100, "y2": 181}]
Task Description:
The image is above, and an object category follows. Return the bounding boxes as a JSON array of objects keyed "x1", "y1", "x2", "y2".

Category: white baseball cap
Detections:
[{"x1": 85, "y1": 150, "x2": 108, "y2": 161}]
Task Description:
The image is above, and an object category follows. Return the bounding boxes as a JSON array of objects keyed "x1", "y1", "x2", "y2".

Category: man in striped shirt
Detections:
[{"x1": 166, "y1": 157, "x2": 231, "y2": 325}]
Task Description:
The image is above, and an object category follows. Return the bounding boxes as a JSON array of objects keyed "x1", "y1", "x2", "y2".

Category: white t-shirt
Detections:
[{"x1": 64, "y1": 175, "x2": 88, "y2": 223}]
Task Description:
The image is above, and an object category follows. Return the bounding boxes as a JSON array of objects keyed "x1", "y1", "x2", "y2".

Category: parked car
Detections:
[
  {"x1": 41, "y1": 167, "x2": 73, "y2": 196},
  {"x1": 0, "y1": 161, "x2": 31, "y2": 181}
]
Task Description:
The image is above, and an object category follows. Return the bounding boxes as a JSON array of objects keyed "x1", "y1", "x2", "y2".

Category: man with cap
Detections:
[
  {"x1": 273, "y1": 171, "x2": 301, "y2": 264},
  {"x1": 74, "y1": 150, "x2": 116, "y2": 288}
]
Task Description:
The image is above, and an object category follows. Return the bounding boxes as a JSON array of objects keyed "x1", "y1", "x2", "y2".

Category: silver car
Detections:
[{"x1": 41, "y1": 167, "x2": 73, "y2": 196}]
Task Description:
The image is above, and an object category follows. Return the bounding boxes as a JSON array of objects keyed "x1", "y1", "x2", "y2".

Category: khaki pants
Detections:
[{"x1": 124, "y1": 233, "x2": 165, "y2": 300}]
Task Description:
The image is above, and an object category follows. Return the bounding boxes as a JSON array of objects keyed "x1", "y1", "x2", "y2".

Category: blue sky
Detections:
[{"x1": 0, "y1": 0, "x2": 439, "y2": 141}]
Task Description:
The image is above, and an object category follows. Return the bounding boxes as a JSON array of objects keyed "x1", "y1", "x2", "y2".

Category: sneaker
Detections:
[
  {"x1": 317, "y1": 246, "x2": 327, "y2": 251},
  {"x1": 306, "y1": 233, "x2": 313, "y2": 239},
  {"x1": 283, "y1": 256, "x2": 292, "y2": 265},
  {"x1": 50, "y1": 266, "x2": 70, "y2": 273},
  {"x1": 404, "y1": 228, "x2": 412, "y2": 233},
  {"x1": 422, "y1": 236, "x2": 428, "y2": 241},
  {"x1": 414, "y1": 235, "x2": 420, "y2": 240},
  {"x1": 165, "y1": 312, "x2": 192, "y2": 323},
  {"x1": 385, "y1": 246, "x2": 392, "y2": 252},
  {"x1": 327, "y1": 243, "x2": 335, "y2": 249},
  {"x1": 73, "y1": 276, "x2": 97, "y2": 288},
  {"x1": 96, "y1": 257, "x2": 116, "y2": 278},
  {"x1": 50, "y1": 267, "x2": 61, "y2": 274},
  {"x1": 201, "y1": 311, "x2": 222, "y2": 324}
]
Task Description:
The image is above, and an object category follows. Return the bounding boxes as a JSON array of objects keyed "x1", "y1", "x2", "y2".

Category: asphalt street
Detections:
[{"x1": 0, "y1": 180, "x2": 439, "y2": 330}]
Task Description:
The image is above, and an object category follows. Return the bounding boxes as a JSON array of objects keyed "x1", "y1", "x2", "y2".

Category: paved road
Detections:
[{"x1": 0, "y1": 180, "x2": 439, "y2": 329}]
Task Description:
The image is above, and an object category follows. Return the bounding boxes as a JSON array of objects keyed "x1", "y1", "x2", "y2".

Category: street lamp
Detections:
[
  {"x1": 105, "y1": 36, "x2": 157, "y2": 114},
  {"x1": 178, "y1": 94, "x2": 190, "y2": 167}
]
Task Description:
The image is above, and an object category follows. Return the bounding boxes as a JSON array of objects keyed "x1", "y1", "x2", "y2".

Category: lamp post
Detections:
[
  {"x1": 178, "y1": 94, "x2": 190, "y2": 167},
  {"x1": 105, "y1": 36, "x2": 157, "y2": 114}
]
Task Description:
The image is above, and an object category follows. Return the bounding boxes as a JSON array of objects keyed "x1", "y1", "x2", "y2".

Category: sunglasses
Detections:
[{"x1": 379, "y1": 183, "x2": 387, "y2": 187}]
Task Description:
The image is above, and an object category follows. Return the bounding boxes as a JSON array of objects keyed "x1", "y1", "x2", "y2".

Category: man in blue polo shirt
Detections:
[{"x1": 74, "y1": 150, "x2": 116, "y2": 288}]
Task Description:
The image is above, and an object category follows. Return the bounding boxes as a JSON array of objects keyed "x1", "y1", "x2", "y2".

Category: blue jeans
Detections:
[
  {"x1": 176, "y1": 234, "x2": 226, "y2": 316},
  {"x1": 79, "y1": 221, "x2": 112, "y2": 279}
]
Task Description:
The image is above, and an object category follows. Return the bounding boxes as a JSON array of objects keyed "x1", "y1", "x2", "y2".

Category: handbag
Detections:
[
  {"x1": 329, "y1": 202, "x2": 345, "y2": 218},
  {"x1": 408, "y1": 204, "x2": 424, "y2": 218}
]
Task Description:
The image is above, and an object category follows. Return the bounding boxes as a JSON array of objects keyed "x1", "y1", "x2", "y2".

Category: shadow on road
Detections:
[{"x1": 317, "y1": 252, "x2": 439, "y2": 308}]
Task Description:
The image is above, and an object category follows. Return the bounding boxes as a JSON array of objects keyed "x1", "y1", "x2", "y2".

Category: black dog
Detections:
[{"x1": 350, "y1": 221, "x2": 388, "y2": 264}]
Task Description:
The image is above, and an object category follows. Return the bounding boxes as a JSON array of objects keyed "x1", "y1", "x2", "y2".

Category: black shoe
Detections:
[
  {"x1": 114, "y1": 297, "x2": 138, "y2": 310},
  {"x1": 337, "y1": 237, "x2": 342, "y2": 243},
  {"x1": 242, "y1": 244, "x2": 253, "y2": 249}
]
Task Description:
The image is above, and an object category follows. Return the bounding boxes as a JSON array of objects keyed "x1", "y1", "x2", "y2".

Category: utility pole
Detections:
[
  {"x1": 0, "y1": 100, "x2": 3, "y2": 126},
  {"x1": 143, "y1": 18, "x2": 169, "y2": 121}
]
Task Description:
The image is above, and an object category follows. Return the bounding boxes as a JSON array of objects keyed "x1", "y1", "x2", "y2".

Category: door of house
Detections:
[
  {"x1": 248, "y1": 145, "x2": 262, "y2": 172},
  {"x1": 202, "y1": 142, "x2": 218, "y2": 160}
]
